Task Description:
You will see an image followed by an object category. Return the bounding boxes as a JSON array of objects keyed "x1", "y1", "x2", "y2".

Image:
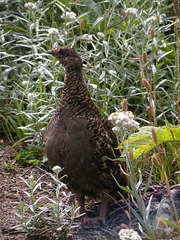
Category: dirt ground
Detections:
[{"x1": 0, "y1": 138, "x2": 50, "y2": 240}]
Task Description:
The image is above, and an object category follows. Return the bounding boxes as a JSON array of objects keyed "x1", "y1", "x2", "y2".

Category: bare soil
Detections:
[{"x1": 0, "y1": 138, "x2": 54, "y2": 240}]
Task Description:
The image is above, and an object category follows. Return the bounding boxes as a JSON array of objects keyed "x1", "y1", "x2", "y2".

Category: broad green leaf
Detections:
[{"x1": 126, "y1": 125, "x2": 180, "y2": 159}]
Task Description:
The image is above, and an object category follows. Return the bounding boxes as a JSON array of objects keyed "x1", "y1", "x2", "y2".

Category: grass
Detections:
[
  {"x1": 0, "y1": 0, "x2": 180, "y2": 239},
  {"x1": 14, "y1": 168, "x2": 78, "y2": 239},
  {"x1": 1, "y1": 0, "x2": 179, "y2": 139}
]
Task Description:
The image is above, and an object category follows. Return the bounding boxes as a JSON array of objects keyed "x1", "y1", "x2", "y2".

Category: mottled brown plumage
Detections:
[{"x1": 45, "y1": 46, "x2": 126, "y2": 221}]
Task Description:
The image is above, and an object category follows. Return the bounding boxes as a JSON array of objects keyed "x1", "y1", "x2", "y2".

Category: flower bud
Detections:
[
  {"x1": 129, "y1": 149, "x2": 134, "y2": 162},
  {"x1": 76, "y1": 0, "x2": 80, "y2": 9},
  {"x1": 53, "y1": 165, "x2": 62, "y2": 175},
  {"x1": 157, "y1": 218, "x2": 168, "y2": 229},
  {"x1": 79, "y1": 19, "x2": 84, "y2": 30},
  {"x1": 142, "y1": 51, "x2": 148, "y2": 64},
  {"x1": 151, "y1": 155, "x2": 159, "y2": 167},
  {"x1": 150, "y1": 27, "x2": 155, "y2": 39},
  {"x1": 151, "y1": 127, "x2": 158, "y2": 145},
  {"x1": 122, "y1": 98, "x2": 127, "y2": 112},
  {"x1": 142, "y1": 78, "x2": 151, "y2": 91},
  {"x1": 121, "y1": 9, "x2": 126, "y2": 17}
]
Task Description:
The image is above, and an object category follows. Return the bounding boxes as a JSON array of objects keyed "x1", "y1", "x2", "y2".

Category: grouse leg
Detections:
[
  {"x1": 77, "y1": 193, "x2": 91, "y2": 224},
  {"x1": 77, "y1": 193, "x2": 85, "y2": 214},
  {"x1": 98, "y1": 192, "x2": 109, "y2": 224},
  {"x1": 85, "y1": 193, "x2": 109, "y2": 224}
]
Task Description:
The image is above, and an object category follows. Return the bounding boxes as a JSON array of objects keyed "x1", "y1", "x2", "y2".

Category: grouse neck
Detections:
[
  {"x1": 61, "y1": 68, "x2": 88, "y2": 100},
  {"x1": 63, "y1": 68, "x2": 87, "y2": 91},
  {"x1": 60, "y1": 69, "x2": 99, "y2": 117}
]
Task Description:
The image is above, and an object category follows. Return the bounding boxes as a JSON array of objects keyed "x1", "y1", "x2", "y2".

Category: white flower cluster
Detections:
[
  {"x1": 61, "y1": 11, "x2": 76, "y2": 21},
  {"x1": 52, "y1": 165, "x2": 62, "y2": 175},
  {"x1": 48, "y1": 28, "x2": 59, "y2": 37},
  {"x1": 28, "y1": 93, "x2": 37, "y2": 102},
  {"x1": 24, "y1": 2, "x2": 37, "y2": 10},
  {"x1": 97, "y1": 32, "x2": 105, "y2": 39},
  {"x1": 81, "y1": 34, "x2": 93, "y2": 41},
  {"x1": 22, "y1": 80, "x2": 28, "y2": 86},
  {"x1": 125, "y1": 8, "x2": 138, "y2": 15},
  {"x1": 108, "y1": 111, "x2": 139, "y2": 133},
  {"x1": 145, "y1": 16, "x2": 157, "y2": 24},
  {"x1": 145, "y1": 14, "x2": 165, "y2": 25},
  {"x1": 119, "y1": 229, "x2": 142, "y2": 240},
  {"x1": 109, "y1": 70, "x2": 117, "y2": 75}
]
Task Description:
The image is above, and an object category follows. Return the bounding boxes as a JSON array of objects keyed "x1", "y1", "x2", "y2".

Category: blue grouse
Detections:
[{"x1": 45, "y1": 46, "x2": 126, "y2": 222}]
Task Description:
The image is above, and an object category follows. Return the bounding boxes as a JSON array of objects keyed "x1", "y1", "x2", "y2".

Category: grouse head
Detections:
[{"x1": 47, "y1": 46, "x2": 82, "y2": 72}]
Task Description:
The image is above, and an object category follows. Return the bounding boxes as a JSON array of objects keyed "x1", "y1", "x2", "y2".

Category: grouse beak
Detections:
[{"x1": 47, "y1": 50, "x2": 54, "y2": 55}]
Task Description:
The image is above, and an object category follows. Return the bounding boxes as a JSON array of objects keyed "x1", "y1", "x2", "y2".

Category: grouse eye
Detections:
[{"x1": 60, "y1": 50, "x2": 66, "y2": 55}]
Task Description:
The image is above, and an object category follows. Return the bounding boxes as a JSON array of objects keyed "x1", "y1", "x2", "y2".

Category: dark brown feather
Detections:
[{"x1": 45, "y1": 46, "x2": 126, "y2": 218}]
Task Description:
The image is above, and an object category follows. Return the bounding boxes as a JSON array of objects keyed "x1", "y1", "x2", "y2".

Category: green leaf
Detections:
[
  {"x1": 2, "y1": 23, "x2": 28, "y2": 33},
  {"x1": 126, "y1": 125, "x2": 180, "y2": 159},
  {"x1": 107, "y1": 19, "x2": 124, "y2": 30},
  {"x1": 90, "y1": 16, "x2": 104, "y2": 33}
]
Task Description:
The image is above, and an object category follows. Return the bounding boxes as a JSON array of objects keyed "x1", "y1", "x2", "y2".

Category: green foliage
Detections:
[
  {"x1": 15, "y1": 146, "x2": 47, "y2": 167},
  {"x1": 14, "y1": 170, "x2": 78, "y2": 239},
  {"x1": 114, "y1": 152, "x2": 158, "y2": 239},
  {"x1": 0, "y1": 0, "x2": 179, "y2": 146},
  {"x1": 14, "y1": 172, "x2": 48, "y2": 237},
  {"x1": 3, "y1": 163, "x2": 15, "y2": 171},
  {"x1": 126, "y1": 124, "x2": 180, "y2": 159}
]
